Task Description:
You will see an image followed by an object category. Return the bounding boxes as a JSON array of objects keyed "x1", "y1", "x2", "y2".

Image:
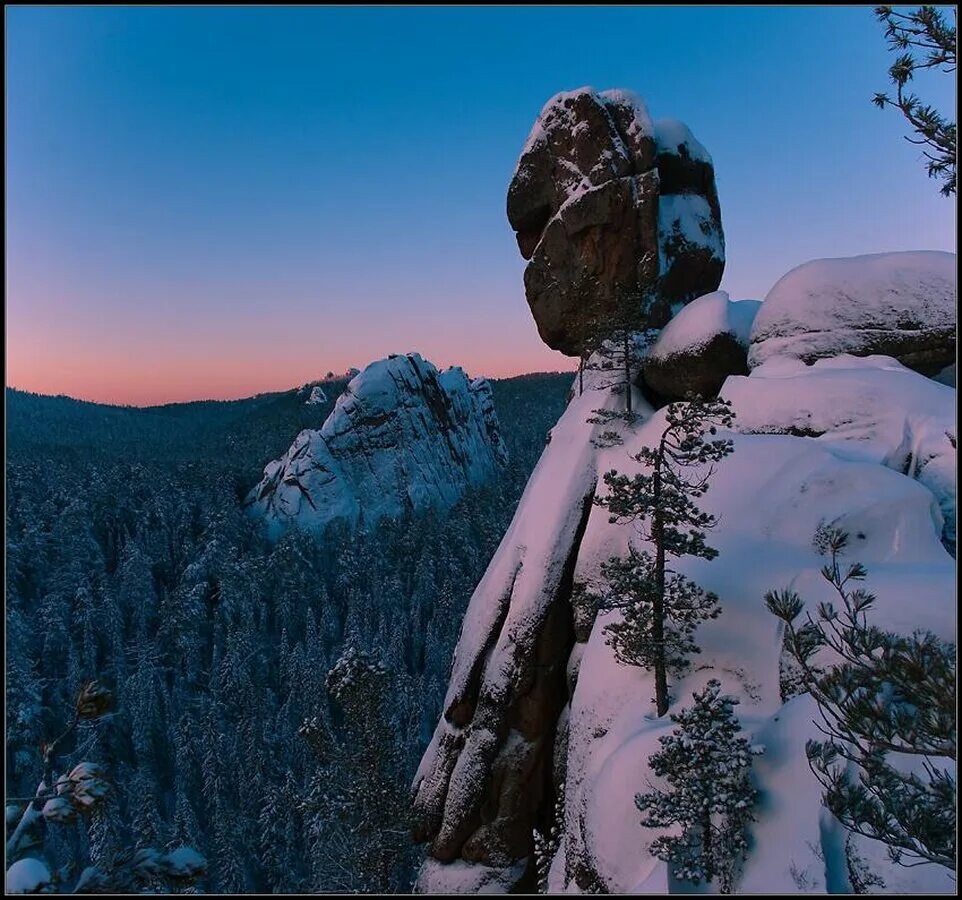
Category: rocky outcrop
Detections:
[
  {"x1": 413, "y1": 354, "x2": 956, "y2": 894},
  {"x1": 748, "y1": 251, "x2": 957, "y2": 374},
  {"x1": 641, "y1": 291, "x2": 761, "y2": 400},
  {"x1": 245, "y1": 354, "x2": 507, "y2": 538},
  {"x1": 506, "y1": 88, "x2": 725, "y2": 356},
  {"x1": 411, "y1": 373, "x2": 612, "y2": 892},
  {"x1": 305, "y1": 385, "x2": 328, "y2": 406}
]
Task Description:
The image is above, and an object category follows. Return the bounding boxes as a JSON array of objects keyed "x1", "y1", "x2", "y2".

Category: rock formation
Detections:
[
  {"x1": 413, "y1": 238, "x2": 956, "y2": 892},
  {"x1": 748, "y1": 250, "x2": 957, "y2": 374},
  {"x1": 506, "y1": 88, "x2": 725, "y2": 356},
  {"x1": 641, "y1": 291, "x2": 760, "y2": 401},
  {"x1": 412, "y1": 353, "x2": 956, "y2": 894},
  {"x1": 245, "y1": 353, "x2": 507, "y2": 538},
  {"x1": 305, "y1": 385, "x2": 328, "y2": 406}
]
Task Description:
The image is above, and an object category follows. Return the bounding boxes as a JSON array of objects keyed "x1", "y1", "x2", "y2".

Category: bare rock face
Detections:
[
  {"x1": 506, "y1": 88, "x2": 725, "y2": 356},
  {"x1": 245, "y1": 354, "x2": 507, "y2": 538}
]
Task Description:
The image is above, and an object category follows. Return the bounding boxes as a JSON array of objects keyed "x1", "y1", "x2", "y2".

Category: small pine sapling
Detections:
[{"x1": 636, "y1": 679, "x2": 764, "y2": 892}]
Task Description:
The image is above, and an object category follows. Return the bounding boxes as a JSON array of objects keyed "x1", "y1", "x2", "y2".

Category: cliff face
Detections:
[
  {"x1": 412, "y1": 242, "x2": 957, "y2": 893},
  {"x1": 246, "y1": 353, "x2": 507, "y2": 537},
  {"x1": 413, "y1": 83, "x2": 956, "y2": 893}
]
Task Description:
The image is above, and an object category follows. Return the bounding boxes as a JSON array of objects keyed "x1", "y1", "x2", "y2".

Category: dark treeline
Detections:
[{"x1": 5, "y1": 373, "x2": 570, "y2": 892}]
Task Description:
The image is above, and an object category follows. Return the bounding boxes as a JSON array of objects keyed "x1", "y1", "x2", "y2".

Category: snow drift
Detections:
[{"x1": 748, "y1": 251, "x2": 956, "y2": 374}]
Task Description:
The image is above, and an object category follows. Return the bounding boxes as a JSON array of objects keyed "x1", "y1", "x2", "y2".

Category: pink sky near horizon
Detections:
[
  {"x1": 7, "y1": 6, "x2": 956, "y2": 408},
  {"x1": 5, "y1": 292, "x2": 576, "y2": 406}
]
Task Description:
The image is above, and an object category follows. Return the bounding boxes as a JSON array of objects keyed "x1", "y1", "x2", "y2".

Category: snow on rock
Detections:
[
  {"x1": 506, "y1": 87, "x2": 724, "y2": 356},
  {"x1": 411, "y1": 367, "x2": 652, "y2": 881},
  {"x1": 653, "y1": 117, "x2": 713, "y2": 165},
  {"x1": 642, "y1": 291, "x2": 761, "y2": 400},
  {"x1": 163, "y1": 846, "x2": 207, "y2": 878},
  {"x1": 416, "y1": 857, "x2": 528, "y2": 894},
  {"x1": 6, "y1": 857, "x2": 52, "y2": 894},
  {"x1": 414, "y1": 341, "x2": 955, "y2": 893},
  {"x1": 245, "y1": 354, "x2": 507, "y2": 539},
  {"x1": 721, "y1": 354, "x2": 956, "y2": 550},
  {"x1": 748, "y1": 251, "x2": 957, "y2": 375},
  {"x1": 305, "y1": 385, "x2": 327, "y2": 406}
]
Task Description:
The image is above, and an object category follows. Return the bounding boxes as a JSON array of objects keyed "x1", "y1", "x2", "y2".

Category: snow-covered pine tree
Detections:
[
  {"x1": 766, "y1": 525, "x2": 956, "y2": 872},
  {"x1": 596, "y1": 395, "x2": 735, "y2": 715},
  {"x1": 4, "y1": 681, "x2": 206, "y2": 894},
  {"x1": 635, "y1": 679, "x2": 763, "y2": 892},
  {"x1": 299, "y1": 645, "x2": 413, "y2": 892}
]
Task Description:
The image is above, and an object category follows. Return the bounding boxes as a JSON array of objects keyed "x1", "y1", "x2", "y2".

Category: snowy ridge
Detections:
[{"x1": 246, "y1": 353, "x2": 507, "y2": 538}]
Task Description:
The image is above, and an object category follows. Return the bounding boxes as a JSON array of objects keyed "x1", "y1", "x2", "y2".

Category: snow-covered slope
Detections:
[
  {"x1": 413, "y1": 350, "x2": 956, "y2": 893},
  {"x1": 246, "y1": 354, "x2": 507, "y2": 538}
]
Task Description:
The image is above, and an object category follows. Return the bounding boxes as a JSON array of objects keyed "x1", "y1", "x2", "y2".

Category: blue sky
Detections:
[{"x1": 6, "y1": 6, "x2": 956, "y2": 403}]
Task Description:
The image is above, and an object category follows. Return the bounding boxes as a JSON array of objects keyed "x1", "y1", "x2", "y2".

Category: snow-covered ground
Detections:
[{"x1": 561, "y1": 358, "x2": 955, "y2": 893}]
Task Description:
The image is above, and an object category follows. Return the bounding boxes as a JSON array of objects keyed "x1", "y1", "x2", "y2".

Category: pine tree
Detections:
[
  {"x1": 596, "y1": 396, "x2": 735, "y2": 715},
  {"x1": 299, "y1": 645, "x2": 412, "y2": 892},
  {"x1": 766, "y1": 525, "x2": 956, "y2": 871},
  {"x1": 635, "y1": 679, "x2": 764, "y2": 892},
  {"x1": 873, "y1": 6, "x2": 956, "y2": 196},
  {"x1": 594, "y1": 547, "x2": 721, "y2": 694},
  {"x1": 568, "y1": 269, "x2": 605, "y2": 398},
  {"x1": 5, "y1": 681, "x2": 206, "y2": 893}
]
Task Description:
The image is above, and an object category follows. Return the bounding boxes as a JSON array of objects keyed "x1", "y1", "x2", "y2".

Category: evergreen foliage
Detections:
[
  {"x1": 766, "y1": 525, "x2": 956, "y2": 871},
  {"x1": 5, "y1": 681, "x2": 206, "y2": 893},
  {"x1": 5, "y1": 374, "x2": 570, "y2": 892},
  {"x1": 873, "y1": 6, "x2": 956, "y2": 195},
  {"x1": 635, "y1": 679, "x2": 763, "y2": 892},
  {"x1": 595, "y1": 395, "x2": 734, "y2": 714}
]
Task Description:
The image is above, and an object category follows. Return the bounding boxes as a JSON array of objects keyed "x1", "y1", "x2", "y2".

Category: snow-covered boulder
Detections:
[
  {"x1": 748, "y1": 251, "x2": 957, "y2": 374},
  {"x1": 6, "y1": 857, "x2": 52, "y2": 894},
  {"x1": 412, "y1": 346, "x2": 955, "y2": 893},
  {"x1": 642, "y1": 291, "x2": 760, "y2": 400},
  {"x1": 507, "y1": 88, "x2": 724, "y2": 356},
  {"x1": 245, "y1": 354, "x2": 508, "y2": 538},
  {"x1": 654, "y1": 119, "x2": 725, "y2": 310}
]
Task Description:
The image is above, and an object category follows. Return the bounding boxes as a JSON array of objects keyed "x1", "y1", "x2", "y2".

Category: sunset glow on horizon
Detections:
[{"x1": 7, "y1": 6, "x2": 956, "y2": 407}]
